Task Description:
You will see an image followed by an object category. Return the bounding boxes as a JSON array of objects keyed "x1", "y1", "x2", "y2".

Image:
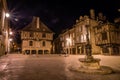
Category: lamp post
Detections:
[{"x1": 5, "y1": 13, "x2": 10, "y2": 17}]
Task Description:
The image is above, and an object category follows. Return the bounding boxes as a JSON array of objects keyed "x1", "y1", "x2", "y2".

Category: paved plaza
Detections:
[{"x1": 0, "y1": 54, "x2": 120, "y2": 80}]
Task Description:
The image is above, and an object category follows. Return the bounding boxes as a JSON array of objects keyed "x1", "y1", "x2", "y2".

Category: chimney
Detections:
[
  {"x1": 36, "y1": 17, "x2": 40, "y2": 28},
  {"x1": 90, "y1": 9, "x2": 95, "y2": 19}
]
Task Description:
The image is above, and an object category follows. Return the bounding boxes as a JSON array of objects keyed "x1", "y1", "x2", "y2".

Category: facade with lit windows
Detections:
[
  {"x1": 21, "y1": 16, "x2": 54, "y2": 54},
  {"x1": 57, "y1": 15, "x2": 100, "y2": 55},
  {"x1": 59, "y1": 27, "x2": 76, "y2": 54},
  {"x1": 54, "y1": 9, "x2": 120, "y2": 55},
  {"x1": 94, "y1": 23, "x2": 120, "y2": 55}
]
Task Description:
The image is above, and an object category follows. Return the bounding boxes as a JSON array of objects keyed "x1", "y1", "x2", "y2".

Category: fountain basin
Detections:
[
  {"x1": 79, "y1": 58, "x2": 101, "y2": 69},
  {"x1": 69, "y1": 58, "x2": 113, "y2": 74}
]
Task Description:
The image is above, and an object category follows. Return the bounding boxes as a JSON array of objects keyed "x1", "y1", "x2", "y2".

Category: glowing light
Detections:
[
  {"x1": 9, "y1": 38, "x2": 12, "y2": 41},
  {"x1": 5, "y1": 13, "x2": 10, "y2": 17},
  {"x1": 9, "y1": 31, "x2": 13, "y2": 35},
  {"x1": 118, "y1": 9, "x2": 120, "y2": 12},
  {"x1": 15, "y1": 18, "x2": 18, "y2": 21},
  {"x1": 66, "y1": 38, "x2": 72, "y2": 46}
]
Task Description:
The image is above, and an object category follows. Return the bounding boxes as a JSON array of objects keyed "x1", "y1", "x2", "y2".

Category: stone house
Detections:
[{"x1": 21, "y1": 16, "x2": 54, "y2": 54}]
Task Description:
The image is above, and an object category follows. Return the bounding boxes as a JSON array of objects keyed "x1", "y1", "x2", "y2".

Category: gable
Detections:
[{"x1": 22, "y1": 16, "x2": 54, "y2": 33}]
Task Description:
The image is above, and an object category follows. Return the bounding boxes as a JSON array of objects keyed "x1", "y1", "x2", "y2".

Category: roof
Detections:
[{"x1": 22, "y1": 16, "x2": 54, "y2": 33}]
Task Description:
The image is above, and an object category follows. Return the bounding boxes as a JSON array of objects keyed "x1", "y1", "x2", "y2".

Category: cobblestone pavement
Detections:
[{"x1": 0, "y1": 54, "x2": 120, "y2": 80}]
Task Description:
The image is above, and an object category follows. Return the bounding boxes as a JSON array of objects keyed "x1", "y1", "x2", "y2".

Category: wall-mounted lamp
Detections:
[{"x1": 5, "y1": 13, "x2": 10, "y2": 17}]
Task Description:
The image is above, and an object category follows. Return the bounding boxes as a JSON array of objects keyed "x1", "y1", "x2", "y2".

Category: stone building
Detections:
[
  {"x1": 56, "y1": 15, "x2": 100, "y2": 55},
  {"x1": 54, "y1": 9, "x2": 120, "y2": 55},
  {"x1": 21, "y1": 16, "x2": 54, "y2": 54},
  {"x1": 53, "y1": 36, "x2": 62, "y2": 54},
  {"x1": 94, "y1": 23, "x2": 120, "y2": 55},
  {"x1": 0, "y1": 0, "x2": 9, "y2": 56},
  {"x1": 74, "y1": 15, "x2": 101, "y2": 54},
  {"x1": 59, "y1": 27, "x2": 76, "y2": 54}
]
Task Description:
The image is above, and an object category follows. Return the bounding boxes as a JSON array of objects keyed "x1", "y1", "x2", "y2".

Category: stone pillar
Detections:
[
  {"x1": 76, "y1": 46, "x2": 78, "y2": 55},
  {"x1": 79, "y1": 46, "x2": 82, "y2": 54},
  {"x1": 108, "y1": 47, "x2": 112, "y2": 55},
  {"x1": 36, "y1": 49, "x2": 38, "y2": 55},
  {"x1": 84, "y1": 45, "x2": 86, "y2": 55},
  {"x1": 43, "y1": 50, "x2": 44, "y2": 55},
  {"x1": 100, "y1": 48, "x2": 103, "y2": 55},
  {"x1": 30, "y1": 49, "x2": 32, "y2": 55},
  {"x1": 69, "y1": 48, "x2": 70, "y2": 54}
]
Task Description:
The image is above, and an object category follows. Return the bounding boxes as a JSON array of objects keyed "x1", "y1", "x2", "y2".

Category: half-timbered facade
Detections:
[
  {"x1": 54, "y1": 9, "x2": 120, "y2": 55},
  {"x1": 94, "y1": 23, "x2": 120, "y2": 55},
  {"x1": 21, "y1": 16, "x2": 54, "y2": 54}
]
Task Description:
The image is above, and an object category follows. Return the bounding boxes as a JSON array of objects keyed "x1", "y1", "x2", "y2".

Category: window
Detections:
[
  {"x1": 30, "y1": 32, "x2": 33, "y2": 37},
  {"x1": 43, "y1": 41, "x2": 45, "y2": 46},
  {"x1": 42, "y1": 33, "x2": 46, "y2": 38},
  {"x1": 29, "y1": 41, "x2": 33, "y2": 46},
  {"x1": 102, "y1": 32, "x2": 107, "y2": 40}
]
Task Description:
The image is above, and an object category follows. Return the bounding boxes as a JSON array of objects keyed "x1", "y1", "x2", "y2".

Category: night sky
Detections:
[{"x1": 7, "y1": 0, "x2": 120, "y2": 36}]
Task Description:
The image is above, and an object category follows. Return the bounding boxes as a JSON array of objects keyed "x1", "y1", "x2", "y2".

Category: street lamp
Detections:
[
  {"x1": 8, "y1": 30, "x2": 13, "y2": 53},
  {"x1": 9, "y1": 38, "x2": 12, "y2": 41},
  {"x1": 9, "y1": 31, "x2": 13, "y2": 35},
  {"x1": 5, "y1": 13, "x2": 10, "y2": 17}
]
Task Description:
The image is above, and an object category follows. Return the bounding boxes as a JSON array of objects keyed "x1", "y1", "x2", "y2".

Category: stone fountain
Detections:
[
  {"x1": 79, "y1": 44, "x2": 101, "y2": 70},
  {"x1": 69, "y1": 21, "x2": 113, "y2": 74}
]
